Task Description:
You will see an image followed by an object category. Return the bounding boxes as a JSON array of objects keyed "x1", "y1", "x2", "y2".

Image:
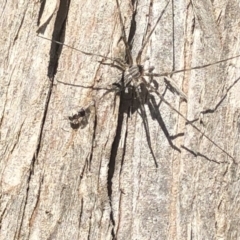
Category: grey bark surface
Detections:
[{"x1": 1, "y1": 0, "x2": 240, "y2": 239}]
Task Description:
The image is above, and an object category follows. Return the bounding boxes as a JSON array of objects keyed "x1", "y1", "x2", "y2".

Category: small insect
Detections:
[
  {"x1": 68, "y1": 108, "x2": 87, "y2": 129},
  {"x1": 39, "y1": 0, "x2": 239, "y2": 163},
  {"x1": 68, "y1": 102, "x2": 94, "y2": 129}
]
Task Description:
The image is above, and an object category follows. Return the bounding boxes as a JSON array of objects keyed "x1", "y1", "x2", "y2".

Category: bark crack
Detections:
[{"x1": 15, "y1": 2, "x2": 72, "y2": 236}]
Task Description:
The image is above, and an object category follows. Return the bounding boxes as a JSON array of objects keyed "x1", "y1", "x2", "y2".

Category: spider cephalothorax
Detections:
[
  {"x1": 110, "y1": 64, "x2": 145, "y2": 94},
  {"x1": 124, "y1": 65, "x2": 144, "y2": 85}
]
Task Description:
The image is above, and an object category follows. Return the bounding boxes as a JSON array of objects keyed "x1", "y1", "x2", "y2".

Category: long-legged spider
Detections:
[{"x1": 39, "y1": 0, "x2": 239, "y2": 163}]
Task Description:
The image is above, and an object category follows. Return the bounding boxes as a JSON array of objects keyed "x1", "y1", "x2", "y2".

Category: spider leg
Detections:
[
  {"x1": 115, "y1": 0, "x2": 133, "y2": 66},
  {"x1": 163, "y1": 76, "x2": 187, "y2": 101},
  {"x1": 145, "y1": 53, "x2": 240, "y2": 77},
  {"x1": 38, "y1": 35, "x2": 125, "y2": 67},
  {"x1": 136, "y1": 0, "x2": 170, "y2": 65},
  {"x1": 98, "y1": 60, "x2": 126, "y2": 72},
  {"x1": 141, "y1": 78, "x2": 235, "y2": 162}
]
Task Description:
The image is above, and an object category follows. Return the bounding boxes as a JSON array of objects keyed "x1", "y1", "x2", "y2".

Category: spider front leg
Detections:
[{"x1": 163, "y1": 75, "x2": 188, "y2": 101}]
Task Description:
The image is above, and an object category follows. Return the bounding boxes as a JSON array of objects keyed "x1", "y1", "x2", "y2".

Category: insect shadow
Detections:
[{"x1": 38, "y1": 0, "x2": 240, "y2": 165}]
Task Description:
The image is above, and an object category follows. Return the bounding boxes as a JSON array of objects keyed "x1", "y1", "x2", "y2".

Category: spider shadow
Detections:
[
  {"x1": 57, "y1": 73, "x2": 238, "y2": 165},
  {"x1": 147, "y1": 91, "x2": 183, "y2": 152},
  {"x1": 125, "y1": 75, "x2": 238, "y2": 165},
  {"x1": 181, "y1": 146, "x2": 223, "y2": 164},
  {"x1": 116, "y1": 82, "x2": 182, "y2": 168},
  {"x1": 183, "y1": 76, "x2": 240, "y2": 126},
  {"x1": 169, "y1": 76, "x2": 240, "y2": 164}
]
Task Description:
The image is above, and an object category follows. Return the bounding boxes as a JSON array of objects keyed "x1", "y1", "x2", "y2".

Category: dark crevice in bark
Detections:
[
  {"x1": 48, "y1": 0, "x2": 71, "y2": 78},
  {"x1": 34, "y1": 0, "x2": 71, "y2": 160},
  {"x1": 89, "y1": 107, "x2": 97, "y2": 171},
  {"x1": 107, "y1": 6, "x2": 140, "y2": 237},
  {"x1": 0, "y1": 206, "x2": 7, "y2": 228},
  {"x1": 13, "y1": 10, "x2": 26, "y2": 43},
  {"x1": 79, "y1": 159, "x2": 87, "y2": 181},
  {"x1": 16, "y1": 81, "x2": 53, "y2": 236},
  {"x1": 171, "y1": 0, "x2": 176, "y2": 73},
  {"x1": 127, "y1": 3, "x2": 137, "y2": 53},
  {"x1": 107, "y1": 5, "x2": 138, "y2": 237},
  {"x1": 37, "y1": 0, "x2": 46, "y2": 27},
  {"x1": 18, "y1": 2, "x2": 72, "y2": 234},
  {"x1": 29, "y1": 176, "x2": 43, "y2": 220},
  {"x1": 87, "y1": 212, "x2": 92, "y2": 240},
  {"x1": 34, "y1": 1, "x2": 71, "y2": 162},
  {"x1": 107, "y1": 94, "x2": 129, "y2": 239},
  {"x1": 78, "y1": 199, "x2": 84, "y2": 230},
  {"x1": 16, "y1": 191, "x2": 31, "y2": 239},
  {"x1": 16, "y1": 82, "x2": 52, "y2": 236}
]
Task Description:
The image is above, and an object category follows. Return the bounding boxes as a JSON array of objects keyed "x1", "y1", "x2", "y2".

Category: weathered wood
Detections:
[{"x1": 1, "y1": 0, "x2": 240, "y2": 239}]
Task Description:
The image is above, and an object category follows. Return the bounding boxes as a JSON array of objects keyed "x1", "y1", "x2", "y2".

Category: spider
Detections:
[
  {"x1": 38, "y1": 0, "x2": 238, "y2": 163},
  {"x1": 103, "y1": 0, "x2": 180, "y2": 97}
]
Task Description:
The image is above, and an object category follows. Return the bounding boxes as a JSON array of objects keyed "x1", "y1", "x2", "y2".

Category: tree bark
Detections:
[{"x1": 1, "y1": 0, "x2": 240, "y2": 239}]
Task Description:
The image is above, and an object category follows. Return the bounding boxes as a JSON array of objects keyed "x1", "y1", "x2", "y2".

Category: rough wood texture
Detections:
[{"x1": 1, "y1": 0, "x2": 240, "y2": 239}]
